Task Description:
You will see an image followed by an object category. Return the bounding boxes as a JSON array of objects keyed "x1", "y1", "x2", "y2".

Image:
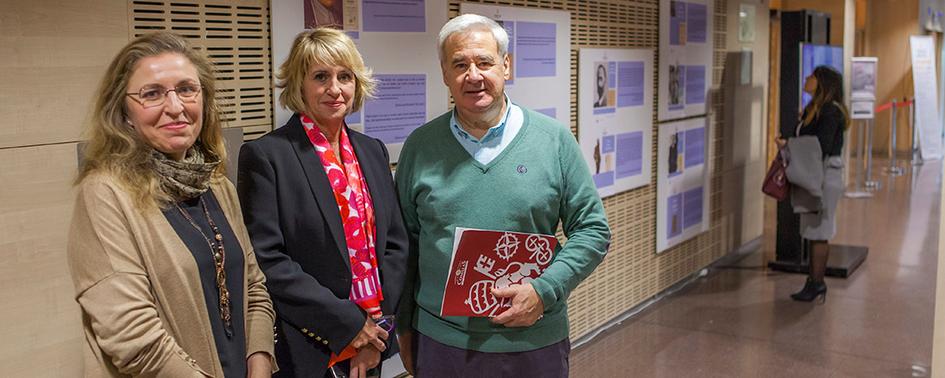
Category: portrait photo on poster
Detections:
[
  {"x1": 594, "y1": 63, "x2": 608, "y2": 108},
  {"x1": 304, "y1": 0, "x2": 343, "y2": 29}
]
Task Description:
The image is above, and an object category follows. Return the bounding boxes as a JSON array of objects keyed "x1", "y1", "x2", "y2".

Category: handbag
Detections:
[{"x1": 762, "y1": 150, "x2": 789, "y2": 201}]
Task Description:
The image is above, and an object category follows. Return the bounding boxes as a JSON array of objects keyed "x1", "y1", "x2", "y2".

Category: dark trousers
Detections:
[{"x1": 415, "y1": 332, "x2": 570, "y2": 378}]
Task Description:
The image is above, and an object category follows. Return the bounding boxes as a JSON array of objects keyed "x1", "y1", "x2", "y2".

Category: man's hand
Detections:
[
  {"x1": 397, "y1": 330, "x2": 416, "y2": 376},
  {"x1": 246, "y1": 352, "x2": 272, "y2": 378},
  {"x1": 490, "y1": 283, "x2": 545, "y2": 327},
  {"x1": 776, "y1": 137, "x2": 787, "y2": 149},
  {"x1": 349, "y1": 346, "x2": 381, "y2": 378},
  {"x1": 348, "y1": 317, "x2": 388, "y2": 352}
]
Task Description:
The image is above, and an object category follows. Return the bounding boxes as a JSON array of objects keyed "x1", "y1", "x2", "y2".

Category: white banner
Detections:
[{"x1": 910, "y1": 35, "x2": 943, "y2": 160}]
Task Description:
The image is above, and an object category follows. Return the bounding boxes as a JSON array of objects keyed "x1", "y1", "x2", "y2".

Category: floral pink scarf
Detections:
[{"x1": 301, "y1": 114, "x2": 383, "y2": 316}]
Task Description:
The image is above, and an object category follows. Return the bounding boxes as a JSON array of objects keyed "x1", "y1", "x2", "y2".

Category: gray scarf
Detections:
[{"x1": 151, "y1": 145, "x2": 221, "y2": 201}]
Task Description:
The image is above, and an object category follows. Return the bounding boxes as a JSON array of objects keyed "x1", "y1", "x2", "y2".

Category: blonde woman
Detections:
[
  {"x1": 237, "y1": 28, "x2": 407, "y2": 378},
  {"x1": 67, "y1": 32, "x2": 275, "y2": 377}
]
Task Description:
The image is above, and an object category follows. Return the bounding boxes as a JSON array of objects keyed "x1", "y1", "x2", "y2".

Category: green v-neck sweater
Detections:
[{"x1": 395, "y1": 107, "x2": 611, "y2": 352}]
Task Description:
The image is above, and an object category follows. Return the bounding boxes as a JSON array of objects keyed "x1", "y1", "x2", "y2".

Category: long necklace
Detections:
[{"x1": 175, "y1": 196, "x2": 232, "y2": 336}]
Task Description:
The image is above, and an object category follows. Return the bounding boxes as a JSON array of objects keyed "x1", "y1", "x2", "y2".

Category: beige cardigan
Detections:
[{"x1": 67, "y1": 172, "x2": 275, "y2": 377}]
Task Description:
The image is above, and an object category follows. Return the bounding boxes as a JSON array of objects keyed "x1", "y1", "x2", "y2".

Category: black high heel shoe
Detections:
[{"x1": 791, "y1": 278, "x2": 827, "y2": 303}]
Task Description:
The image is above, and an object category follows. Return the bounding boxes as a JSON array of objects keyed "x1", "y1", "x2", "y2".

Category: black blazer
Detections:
[{"x1": 237, "y1": 114, "x2": 408, "y2": 377}]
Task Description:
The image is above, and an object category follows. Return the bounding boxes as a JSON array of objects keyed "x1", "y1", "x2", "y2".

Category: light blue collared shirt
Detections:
[{"x1": 450, "y1": 96, "x2": 524, "y2": 165}]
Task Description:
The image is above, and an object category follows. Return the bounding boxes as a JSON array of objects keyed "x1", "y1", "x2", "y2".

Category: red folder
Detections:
[{"x1": 440, "y1": 228, "x2": 558, "y2": 317}]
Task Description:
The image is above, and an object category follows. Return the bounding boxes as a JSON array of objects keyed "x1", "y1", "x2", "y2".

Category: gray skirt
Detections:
[{"x1": 800, "y1": 156, "x2": 844, "y2": 240}]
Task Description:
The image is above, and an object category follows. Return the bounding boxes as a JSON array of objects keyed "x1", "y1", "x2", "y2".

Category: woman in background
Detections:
[
  {"x1": 238, "y1": 27, "x2": 408, "y2": 378},
  {"x1": 67, "y1": 32, "x2": 275, "y2": 377},
  {"x1": 778, "y1": 65, "x2": 849, "y2": 303}
]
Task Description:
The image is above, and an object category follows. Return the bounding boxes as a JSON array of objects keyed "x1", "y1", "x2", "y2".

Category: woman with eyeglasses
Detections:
[
  {"x1": 237, "y1": 27, "x2": 408, "y2": 378},
  {"x1": 67, "y1": 32, "x2": 276, "y2": 377}
]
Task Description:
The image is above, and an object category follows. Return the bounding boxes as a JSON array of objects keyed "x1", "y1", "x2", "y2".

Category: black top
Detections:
[
  {"x1": 163, "y1": 190, "x2": 247, "y2": 377},
  {"x1": 796, "y1": 102, "x2": 845, "y2": 158}
]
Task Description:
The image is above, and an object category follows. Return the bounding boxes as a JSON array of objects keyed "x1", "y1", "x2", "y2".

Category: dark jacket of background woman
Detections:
[
  {"x1": 795, "y1": 102, "x2": 845, "y2": 158},
  {"x1": 237, "y1": 113, "x2": 409, "y2": 376}
]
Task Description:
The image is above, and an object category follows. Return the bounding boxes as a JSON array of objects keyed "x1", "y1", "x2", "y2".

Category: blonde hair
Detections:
[
  {"x1": 276, "y1": 28, "x2": 377, "y2": 115},
  {"x1": 77, "y1": 32, "x2": 226, "y2": 209}
]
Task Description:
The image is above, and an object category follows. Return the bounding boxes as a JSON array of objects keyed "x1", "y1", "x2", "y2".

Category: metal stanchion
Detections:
[
  {"x1": 911, "y1": 97, "x2": 923, "y2": 165},
  {"x1": 864, "y1": 117, "x2": 880, "y2": 189},
  {"x1": 845, "y1": 118, "x2": 873, "y2": 198},
  {"x1": 886, "y1": 101, "x2": 905, "y2": 176}
]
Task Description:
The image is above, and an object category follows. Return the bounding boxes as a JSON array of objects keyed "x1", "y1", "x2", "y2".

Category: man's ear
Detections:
[{"x1": 502, "y1": 54, "x2": 511, "y2": 80}]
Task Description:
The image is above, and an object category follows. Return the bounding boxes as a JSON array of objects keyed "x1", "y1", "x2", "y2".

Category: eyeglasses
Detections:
[{"x1": 126, "y1": 83, "x2": 202, "y2": 108}]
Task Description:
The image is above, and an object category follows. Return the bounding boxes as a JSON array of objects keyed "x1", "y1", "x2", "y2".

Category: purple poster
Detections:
[
  {"x1": 684, "y1": 127, "x2": 705, "y2": 167},
  {"x1": 617, "y1": 61, "x2": 645, "y2": 107},
  {"x1": 536, "y1": 107, "x2": 556, "y2": 118},
  {"x1": 363, "y1": 74, "x2": 426, "y2": 144},
  {"x1": 345, "y1": 110, "x2": 361, "y2": 125},
  {"x1": 362, "y1": 0, "x2": 425, "y2": 33},
  {"x1": 615, "y1": 131, "x2": 643, "y2": 179},
  {"x1": 594, "y1": 171, "x2": 615, "y2": 188},
  {"x1": 670, "y1": 1, "x2": 686, "y2": 46},
  {"x1": 601, "y1": 134, "x2": 615, "y2": 154},
  {"x1": 686, "y1": 2, "x2": 708, "y2": 44},
  {"x1": 685, "y1": 65, "x2": 705, "y2": 104},
  {"x1": 516, "y1": 21, "x2": 556, "y2": 78},
  {"x1": 667, "y1": 193, "x2": 683, "y2": 238},
  {"x1": 682, "y1": 186, "x2": 704, "y2": 228}
]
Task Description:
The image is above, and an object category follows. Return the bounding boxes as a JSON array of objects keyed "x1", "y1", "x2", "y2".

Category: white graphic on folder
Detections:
[{"x1": 442, "y1": 228, "x2": 559, "y2": 317}]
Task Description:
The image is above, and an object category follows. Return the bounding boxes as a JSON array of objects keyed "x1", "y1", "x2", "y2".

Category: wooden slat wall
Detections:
[
  {"x1": 448, "y1": 0, "x2": 730, "y2": 340},
  {"x1": 129, "y1": 0, "x2": 273, "y2": 140}
]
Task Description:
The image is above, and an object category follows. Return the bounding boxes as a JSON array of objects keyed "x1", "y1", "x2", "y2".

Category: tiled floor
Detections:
[{"x1": 570, "y1": 160, "x2": 941, "y2": 377}]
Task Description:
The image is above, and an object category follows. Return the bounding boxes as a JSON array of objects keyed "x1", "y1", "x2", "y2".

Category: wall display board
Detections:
[
  {"x1": 658, "y1": 0, "x2": 714, "y2": 121},
  {"x1": 657, "y1": 117, "x2": 710, "y2": 253},
  {"x1": 910, "y1": 35, "x2": 943, "y2": 160},
  {"x1": 799, "y1": 43, "x2": 844, "y2": 110},
  {"x1": 850, "y1": 57, "x2": 878, "y2": 120},
  {"x1": 272, "y1": 0, "x2": 449, "y2": 162},
  {"x1": 460, "y1": 3, "x2": 572, "y2": 127},
  {"x1": 578, "y1": 48, "x2": 654, "y2": 198}
]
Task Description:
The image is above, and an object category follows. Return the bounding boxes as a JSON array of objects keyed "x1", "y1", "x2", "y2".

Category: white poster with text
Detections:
[
  {"x1": 578, "y1": 48, "x2": 654, "y2": 198},
  {"x1": 659, "y1": 0, "x2": 714, "y2": 121},
  {"x1": 657, "y1": 117, "x2": 711, "y2": 253}
]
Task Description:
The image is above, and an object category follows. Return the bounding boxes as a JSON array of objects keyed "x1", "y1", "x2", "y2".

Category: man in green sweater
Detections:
[{"x1": 395, "y1": 13, "x2": 611, "y2": 377}]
